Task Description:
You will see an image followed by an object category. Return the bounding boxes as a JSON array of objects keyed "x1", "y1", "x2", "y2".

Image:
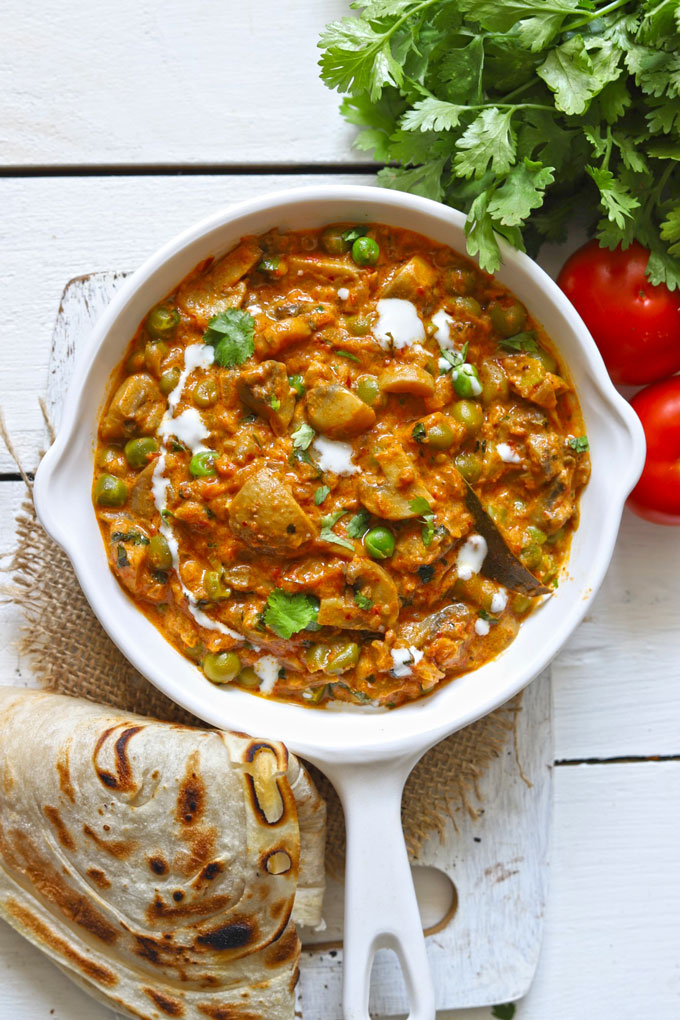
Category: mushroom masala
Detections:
[{"x1": 93, "y1": 223, "x2": 590, "y2": 708}]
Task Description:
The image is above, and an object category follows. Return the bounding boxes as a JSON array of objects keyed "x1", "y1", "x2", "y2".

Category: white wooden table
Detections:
[{"x1": 1, "y1": 3, "x2": 679, "y2": 1018}]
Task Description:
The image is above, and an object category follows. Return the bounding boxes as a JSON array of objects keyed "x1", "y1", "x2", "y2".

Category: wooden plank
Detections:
[
  {"x1": 0, "y1": 0, "x2": 359, "y2": 168},
  {"x1": 0, "y1": 761, "x2": 677, "y2": 1019},
  {"x1": 0, "y1": 173, "x2": 374, "y2": 475}
]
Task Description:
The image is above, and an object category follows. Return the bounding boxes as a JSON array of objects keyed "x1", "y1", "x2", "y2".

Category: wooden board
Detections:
[{"x1": 38, "y1": 271, "x2": 554, "y2": 1014}]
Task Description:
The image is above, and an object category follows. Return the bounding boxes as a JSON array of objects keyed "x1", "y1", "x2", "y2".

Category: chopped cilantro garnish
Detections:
[
  {"x1": 203, "y1": 309, "x2": 255, "y2": 368},
  {"x1": 258, "y1": 256, "x2": 280, "y2": 273},
  {"x1": 412, "y1": 421, "x2": 426, "y2": 442},
  {"x1": 341, "y1": 226, "x2": 369, "y2": 244},
  {"x1": 116, "y1": 544, "x2": 129, "y2": 569},
  {"x1": 439, "y1": 343, "x2": 469, "y2": 372},
  {"x1": 498, "y1": 332, "x2": 539, "y2": 354},
  {"x1": 111, "y1": 530, "x2": 149, "y2": 546},
  {"x1": 354, "y1": 591, "x2": 373, "y2": 611},
  {"x1": 291, "y1": 422, "x2": 316, "y2": 450},
  {"x1": 264, "y1": 589, "x2": 319, "y2": 640},
  {"x1": 270, "y1": 394, "x2": 281, "y2": 411},
  {"x1": 319, "y1": 509, "x2": 354, "y2": 551},
  {"x1": 346, "y1": 509, "x2": 370, "y2": 538},
  {"x1": 288, "y1": 374, "x2": 305, "y2": 397},
  {"x1": 478, "y1": 608, "x2": 500, "y2": 624},
  {"x1": 333, "y1": 348, "x2": 361, "y2": 362},
  {"x1": 410, "y1": 496, "x2": 435, "y2": 547},
  {"x1": 314, "y1": 485, "x2": 331, "y2": 505},
  {"x1": 569, "y1": 435, "x2": 590, "y2": 453}
]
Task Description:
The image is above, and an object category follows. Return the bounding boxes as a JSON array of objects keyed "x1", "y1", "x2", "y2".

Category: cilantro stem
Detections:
[
  {"x1": 563, "y1": 0, "x2": 632, "y2": 32},
  {"x1": 375, "y1": 0, "x2": 440, "y2": 44}
]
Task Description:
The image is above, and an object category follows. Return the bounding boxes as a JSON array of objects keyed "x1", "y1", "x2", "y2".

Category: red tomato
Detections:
[
  {"x1": 628, "y1": 377, "x2": 680, "y2": 524},
  {"x1": 557, "y1": 240, "x2": 680, "y2": 385}
]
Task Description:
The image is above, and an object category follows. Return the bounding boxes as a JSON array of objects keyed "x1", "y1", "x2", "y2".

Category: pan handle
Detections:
[{"x1": 328, "y1": 755, "x2": 436, "y2": 1020}]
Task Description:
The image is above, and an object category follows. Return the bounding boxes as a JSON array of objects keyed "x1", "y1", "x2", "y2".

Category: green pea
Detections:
[
  {"x1": 124, "y1": 436, "x2": 159, "y2": 469},
  {"x1": 289, "y1": 374, "x2": 305, "y2": 397},
  {"x1": 451, "y1": 399, "x2": 484, "y2": 432},
  {"x1": 346, "y1": 315, "x2": 372, "y2": 336},
  {"x1": 480, "y1": 362, "x2": 509, "y2": 405},
  {"x1": 190, "y1": 450, "x2": 217, "y2": 477},
  {"x1": 521, "y1": 543, "x2": 543, "y2": 570},
  {"x1": 204, "y1": 569, "x2": 231, "y2": 601},
  {"x1": 455, "y1": 451, "x2": 483, "y2": 483},
  {"x1": 160, "y1": 367, "x2": 181, "y2": 395},
  {"x1": 448, "y1": 295, "x2": 482, "y2": 319},
  {"x1": 94, "y1": 474, "x2": 127, "y2": 507},
  {"x1": 453, "y1": 363, "x2": 482, "y2": 398},
  {"x1": 202, "y1": 651, "x2": 242, "y2": 685},
  {"x1": 512, "y1": 594, "x2": 533, "y2": 615},
  {"x1": 527, "y1": 525, "x2": 547, "y2": 546},
  {"x1": 321, "y1": 226, "x2": 351, "y2": 255},
  {"x1": 192, "y1": 378, "x2": 218, "y2": 408},
  {"x1": 351, "y1": 236, "x2": 380, "y2": 266},
  {"x1": 488, "y1": 300, "x2": 527, "y2": 338},
  {"x1": 364, "y1": 526, "x2": 395, "y2": 560},
  {"x1": 325, "y1": 642, "x2": 360, "y2": 675},
  {"x1": 445, "y1": 265, "x2": 477, "y2": 295},
  {"x1": 423, "y1": 421, "x2": 455, "y2": 450},
  {"x1": 148, "y1": 534, "x2": 172, "y2": 571},
  {"x1": 237, "y1": 666, "x2": 260, "y2": 689},
  {"x1": 356, "y1": 374, "x2": 384, "y2": 407},
  {"x1": 146, "y1": 305, "x2": 180, "y2": 339}
]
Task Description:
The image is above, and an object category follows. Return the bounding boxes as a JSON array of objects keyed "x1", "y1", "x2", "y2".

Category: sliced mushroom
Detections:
[
  {"x1": 380, "y1": 255, "x2": 437, "y2": 300},
  {"x1": 306, "y1": 384, "x2": 376, "y2": 439},
  {"x1": 100, "y1": 373, "x2": 165, "y2": 441},
  {"x1": 359, "y1": 439, "x2": 433, "y2": 520},
  {"x1": 176, "y1": 237, "x2": 261, "y2": 325},
  {"x1": 257, "y1": 316, "x2": 313, "y2": 358},
  {"x1": 228, "y1": 468, "x2": 316, "y2": 555},
  {"x1": 317, "y1": 557, "x2": 399, "y2": 632},
  {"x1": 392, "y1": 521, "x2": 453, "y2": 572},
  {"x1": 287, "y1": 254, "x2": 359, "y2": 279},
  {"x1": 237, "y1": 360, "x2": 295, "y2": 435},
  {"x1": 128, "y1": 460, "x2": 158, "y2": 522},
  {"x1": 379, "y1": 364, "x2": 435, "y2": 397}
]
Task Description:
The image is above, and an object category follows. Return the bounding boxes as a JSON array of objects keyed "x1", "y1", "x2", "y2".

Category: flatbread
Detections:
[{"x1": 0, "y1": 687, "x2": 325, "y2": 1020}]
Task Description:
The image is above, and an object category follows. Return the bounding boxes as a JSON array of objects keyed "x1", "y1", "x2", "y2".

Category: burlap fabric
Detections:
[{"x1": 2, "y1": 473, "x2": 522, "y2": 876}]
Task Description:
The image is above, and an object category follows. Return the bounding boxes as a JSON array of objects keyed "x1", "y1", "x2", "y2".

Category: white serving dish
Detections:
[{"x1": 34, "y1": 185, "x2": 645, "y2": 1020}]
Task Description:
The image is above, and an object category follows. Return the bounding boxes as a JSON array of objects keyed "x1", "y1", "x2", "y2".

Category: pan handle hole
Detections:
[{"x1": 411, "y1": 865, "x2": 458, "y2": 933}]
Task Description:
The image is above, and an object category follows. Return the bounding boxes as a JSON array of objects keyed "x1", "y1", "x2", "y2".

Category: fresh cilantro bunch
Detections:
[
  {"x1": 204, "y1": 309, "x2": 255, "y2": 367},
  {"x1": 318, "y1": 0, "x2": 680, "y2": 287}
]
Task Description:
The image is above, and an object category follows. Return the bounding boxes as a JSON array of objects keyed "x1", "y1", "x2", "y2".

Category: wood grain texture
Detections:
[
  {"x1": 0, "y1": 762, "x2": 677, "y2": 1019},
  {"x1": 0, "y1": 0, "x2": 359, "y2": 167}
]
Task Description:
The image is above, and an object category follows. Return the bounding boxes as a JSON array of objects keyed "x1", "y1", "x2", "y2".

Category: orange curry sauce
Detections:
[{"x1": 93, "y1": 223, "x2": 590, "y2": 708}]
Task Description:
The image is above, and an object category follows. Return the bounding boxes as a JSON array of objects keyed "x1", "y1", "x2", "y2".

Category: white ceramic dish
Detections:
[{"x1": 34, "y1": 185, "x2": 645, "y2": 1020}]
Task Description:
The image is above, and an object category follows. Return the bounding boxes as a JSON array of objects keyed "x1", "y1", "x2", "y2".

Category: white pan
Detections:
[{"x1": 33, "y1": 186, "x2": 645, "y2": 1020}]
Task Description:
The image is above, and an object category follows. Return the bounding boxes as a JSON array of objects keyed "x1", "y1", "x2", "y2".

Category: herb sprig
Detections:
[{"x1": 318, "y1": 0, "x2": 680, "y2": 288}]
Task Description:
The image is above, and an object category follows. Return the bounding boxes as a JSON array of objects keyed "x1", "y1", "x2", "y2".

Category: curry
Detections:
[{"x1": 92, "y1": 223, "x2": 590, "y2": 708}]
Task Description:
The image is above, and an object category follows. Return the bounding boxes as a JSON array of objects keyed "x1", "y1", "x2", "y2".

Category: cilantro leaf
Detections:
[
  {"x1": 347, "y1": 509, "x2": 371, "y2": 538},
  {"x1": 586, "y1": 166, "x2": 640, "y2": 228},
  {"x1": 354, "y1": 591, "x2": 373, "y2": 611},
  {"x1": 660, "y1": 207, "x2": 680, "y2": 258},
  {"x1": 487, "y1": 159, "x2": 556, "y2": 227},
  {"x1": 412, "y1": 421, "x2": 427, "y2": 442},
  {"x1": 291, "y1": 423, "x2": 316, "y2": 450},
  {"x1": 402, "y1": 98, "x2": 467, "y2": 133},
  {"x1": 454, "y1": 108, "x2": 517, "y2": 180},
  {"x1": 204, "y1": 310, "x2": 255, "y2": 368},
  {"x1": 409, "y1": 497, "x2": 435, "y2": 547},
  {"x1": 341, "y1": 225, "x2": 369, "y2": 243},
  {"x1": 569, "y1": 435, "x2": 589, "y2": 453},
  {"x1": 314, "y1": 485, "x2": 331, "y2": 505},
  {"x1": 264, "y1": 589, "x2": 319, "y2": 640},
  {"x1": 498, "y1": 331, "x2": 540, "y2": 353},
  {"x1": 319, "y1": 509, "x2": 355, "y2": 551},
  {"x1": 270, "y1": 394, "x2": 281, "y2": 411},
  {"x1": 334, "y1": 348, "x2": 361, "y2": 362}
]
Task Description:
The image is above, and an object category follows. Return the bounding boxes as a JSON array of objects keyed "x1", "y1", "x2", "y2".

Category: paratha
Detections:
[{"x1": 0, "y1": 687, "x2": 325, "y2": 1020}]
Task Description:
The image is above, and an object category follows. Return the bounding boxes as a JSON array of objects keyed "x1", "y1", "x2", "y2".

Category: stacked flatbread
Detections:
[{"x1": 0, "y1": 688, "x2": 325, "y2": 1020}]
